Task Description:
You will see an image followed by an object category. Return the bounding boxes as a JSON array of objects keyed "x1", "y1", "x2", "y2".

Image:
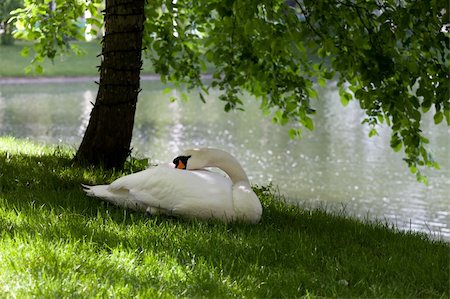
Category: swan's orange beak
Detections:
[
  {"x1": 173, "y1": 155, "x2": 190, "y2": 169},
  {"x1": 176, "y1": 160, "x2": 186, "y2": 169}
]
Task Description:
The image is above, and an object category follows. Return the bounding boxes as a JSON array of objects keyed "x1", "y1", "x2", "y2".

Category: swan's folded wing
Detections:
[
  {"x1": 108, "y1": 164, "x2": 171, "y2": 191},
  {"x1": 128, "y1": 168, "x2": 234, "y2": 218}
]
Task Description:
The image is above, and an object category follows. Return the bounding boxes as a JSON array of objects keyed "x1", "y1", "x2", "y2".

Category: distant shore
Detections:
[
  {"x1": 0, "y1": 75, "x2": 158, "y2": 85},
  {"x1": 0, "y1": 74, "x2": 213, "y2": 85}
]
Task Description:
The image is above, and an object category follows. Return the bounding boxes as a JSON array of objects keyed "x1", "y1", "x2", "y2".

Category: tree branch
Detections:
[{"x1": 294, "y1": 0, "x2": 324, "y2": 41}]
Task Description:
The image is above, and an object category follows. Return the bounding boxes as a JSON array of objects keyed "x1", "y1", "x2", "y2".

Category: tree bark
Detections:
[{"x1": 74, "y1": 0, "x2": 145, "y2": 169}]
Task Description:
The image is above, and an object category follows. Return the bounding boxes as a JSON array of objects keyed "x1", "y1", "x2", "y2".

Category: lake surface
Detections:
[{"x1": 1, "y1": 79, "x2": 449, "y2": 240}]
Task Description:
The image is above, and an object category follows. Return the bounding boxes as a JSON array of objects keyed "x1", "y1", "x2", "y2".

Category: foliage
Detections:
[
  {"x1": 10, "y1": 0, "x2": 103, "y2": 73},
  {"x1": 145, "y1": 0, "x2": 449, "y2": 182},
  {"x1": 1, "y1": 137, "x2": 449, "y2": 298},
  {"x1": 10, "y1": 0, "x2": 450, "y2": 179},
  {"x1": 0, "y1": 0, "x2": 23, "y2": 45}
]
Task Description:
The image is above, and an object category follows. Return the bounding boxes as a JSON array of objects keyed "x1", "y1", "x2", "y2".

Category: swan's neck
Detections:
[
  {"x1": 211, "y1": 159, "x2": 249, "y2": 185},
  {"x1": 198, "y1": 149, "x2": 250, "y2": 185}
]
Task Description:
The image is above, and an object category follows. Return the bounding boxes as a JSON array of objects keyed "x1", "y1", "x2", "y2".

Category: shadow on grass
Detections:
[{"x1": 1, "y1": 150, "x2": 449, "y2": 297}]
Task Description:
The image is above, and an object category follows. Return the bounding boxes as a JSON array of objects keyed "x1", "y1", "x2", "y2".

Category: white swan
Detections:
[{"x1": 82, "y1": 148, "x2": 262, "y2": 223}]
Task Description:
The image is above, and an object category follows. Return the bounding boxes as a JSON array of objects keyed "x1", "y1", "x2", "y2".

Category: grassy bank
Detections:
[
  {"x1": 0, "y1": 137, "x2": 448, "y2": 298},
  {"x1": 0, "y1": 41, "x2": 155, "y2": 77}
]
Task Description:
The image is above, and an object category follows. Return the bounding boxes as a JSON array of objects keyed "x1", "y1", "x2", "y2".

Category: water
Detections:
[{"x1": 1, "y1": 79, "x2": 449, "y2": 240}]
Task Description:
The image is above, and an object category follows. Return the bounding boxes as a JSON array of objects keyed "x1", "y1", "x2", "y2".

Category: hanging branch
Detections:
[{"x1": 294, "y1": 0, "x2": 324, "y2": 41}]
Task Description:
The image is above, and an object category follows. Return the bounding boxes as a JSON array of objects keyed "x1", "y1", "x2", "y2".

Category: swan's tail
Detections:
[{"x1": 81, "y1": 184, "x2": 146, "y2": 211}]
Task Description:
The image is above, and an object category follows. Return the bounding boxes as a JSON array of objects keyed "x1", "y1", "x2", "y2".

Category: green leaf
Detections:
[
  {"x1": 433, "y1": 111, "x2": 443, "y2": 125},
  {"x1": 199, "y1": 92, "x2": 206, "y2": 103},
  {"x1": 24, "y1": 65, "x2": 32, "y2": 75},
  {"x1": 416, "y1": 171, "x2": 428, "y2": 185},
  {"x1": 21, "y1": 46, "x2": 30, "y2": 57},
  {"x1": 339, "y1": 88, "x2": 352, "y2": 107},
  {"x1": 273, "y1": 110, "x2": 289, "y2": 126},
  {"x1": 288, "y1": 128, "x2": 302, "y2": 139},
  {"x1": 444, "y1": 108, "x2": 450, "y2": 125},
  {"x1": 181, "y1": 92, "x2": 189, "y2": 102},
  {"x1": 390, "y1": 134, "x2": 403, "y2": 152},
  {"x1": 86, "y1": 17, "x2": 102, "y2": 28},
  {"x1": 35, "y1": 64, "x2": 43, "y2": 74},
  {"x1": 323, "y1": 71, "x2": 334, "y2": 80},
  {"x1": 318, "y1": 77, "x2": 326, "y2": 87},
  {"x1": 308, "y1": 88, "x2": 318, "y2": 99},
  {"x1": 368, "y1": 128, "x2": 378, "y2": 137},
  {"x1": 70, "y1": 44, "x2": 86, "y2": 56},
  {"x1": 377, "y1": 114, "x2": 385, "y2": 124},
  {"x1": 302, "y1": 116, "x2": 314, "y2": 131}
]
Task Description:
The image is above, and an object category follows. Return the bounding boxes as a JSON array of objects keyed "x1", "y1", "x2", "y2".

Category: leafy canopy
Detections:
[{"x1": 11, "y1": 0, "x2": 450, "y2": 181}]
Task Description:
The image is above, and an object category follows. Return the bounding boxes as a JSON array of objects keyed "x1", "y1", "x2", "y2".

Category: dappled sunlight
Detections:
[
  {"x1": 0, "y1": 145, "x2": 447, "y2": 297},
  {"x1": 0, "y1": 137, "x2": 47, "y2": 156}
]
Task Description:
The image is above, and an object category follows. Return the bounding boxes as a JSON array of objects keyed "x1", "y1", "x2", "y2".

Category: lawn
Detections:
[
  {"x1": 0, "y1": 41, "x2": 156, "y2": 77},
  {"x1": 0, "y1": 137, "x2": 448, "y2": 298}
]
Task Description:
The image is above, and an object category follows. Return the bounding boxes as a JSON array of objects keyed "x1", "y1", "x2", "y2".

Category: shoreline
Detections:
[
  {"x1": 0, "y1": 74, "x2": 212, "y2": 84},
  {"x1": 0, "y1": 75, "x2": 158, "y2": 85}
]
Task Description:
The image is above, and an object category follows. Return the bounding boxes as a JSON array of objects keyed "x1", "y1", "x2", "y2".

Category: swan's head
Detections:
[
  {"x1": 173, "y1": 148, "x2": 250, "y2": 184},
  {"x1": 172, "y1": 155, "x2": 191, "y2": 169},
  {"x1": 173, "y1": 148, "x2": 209, "y2": 170}
]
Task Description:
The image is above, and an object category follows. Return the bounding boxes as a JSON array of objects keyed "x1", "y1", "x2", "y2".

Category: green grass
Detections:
[
  {"x1": 0, "y1": 137, "x2": 449, "y2": 298},
  {"x1": 0, "y1": 41, "x2": 156, "y2": 77}
]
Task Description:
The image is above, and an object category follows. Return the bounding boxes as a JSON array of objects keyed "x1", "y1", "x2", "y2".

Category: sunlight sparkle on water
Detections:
[{"x1": 0, "y1": 80, "x2": 448, "y2": 240}]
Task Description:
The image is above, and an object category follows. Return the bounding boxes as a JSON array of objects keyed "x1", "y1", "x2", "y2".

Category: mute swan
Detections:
[{"x1": 82, "y1": 148, "x2": 262, "y2": 223}]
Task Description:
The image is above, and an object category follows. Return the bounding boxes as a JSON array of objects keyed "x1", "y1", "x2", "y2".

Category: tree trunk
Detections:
[{"x1": 74, "y1": 0, "x2": 145, "y2": 169}]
